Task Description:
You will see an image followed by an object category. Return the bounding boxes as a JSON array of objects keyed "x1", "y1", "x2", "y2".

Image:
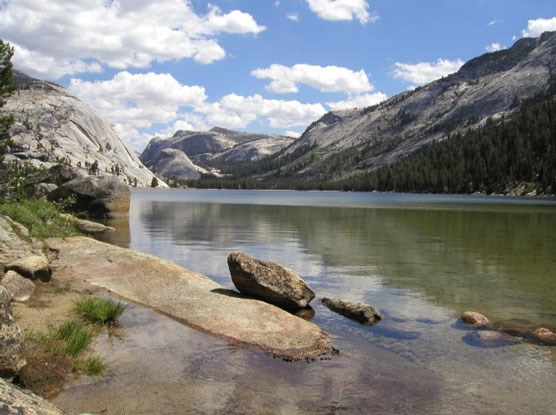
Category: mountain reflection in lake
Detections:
[{"x1": 56, "y1": 189, "x2": 556, "y2": 415}]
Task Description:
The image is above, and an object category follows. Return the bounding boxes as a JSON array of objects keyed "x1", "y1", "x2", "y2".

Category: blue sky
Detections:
[{"x1": 1, "y1": 0, "x2": 555, "y2": 151}]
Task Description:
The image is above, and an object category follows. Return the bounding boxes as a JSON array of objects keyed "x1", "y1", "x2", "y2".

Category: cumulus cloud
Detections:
[
  {"x1": 0, "y1": 0, "x2": 265, "y2": 79},
  {"x1": 327, "y1": 92, "x2": 387, "y2": 110},
  {"x1": 199, "y1": 94, "x2": 327, "y2": 129},
  {"x1": 522, "y1": 17, "x2": 556, "y2": 38},
  {"x1": 67, "y1": 71, "x2": 326, "y2": 151},
  {"x1": 393, "y1": 59, "x2": 464, "y2": 85},
  {"x1": 485, "y1": 42, "x2": 503, "y2": 52},
  {"x1": 305, "y1": 0, "x2": 377, "y2": 24},
  {"x1": 68, "y1": 71, "x2": 207, "y2": 151},
  {"x1": 252, "y1": 64, "x2": 373, "y2": 94}
]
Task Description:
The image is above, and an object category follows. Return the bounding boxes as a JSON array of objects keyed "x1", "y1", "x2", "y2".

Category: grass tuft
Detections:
[
  {"x1": 74, "y1": 354, "x2": 107, "y2": 376},
  {"x1": 75, "y1": 297, "x2": 126, "y2": 324},
  {"x1": 0, "y1": 199, "x2": 81, "y2": 239},
  {"x1": 55, "y1": 320, "x2": 93, "y2": 356}
]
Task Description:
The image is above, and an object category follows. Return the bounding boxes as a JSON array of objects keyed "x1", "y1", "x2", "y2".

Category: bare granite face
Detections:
[
  {"x1": 46, "y1": 237, "x2": 336, "y2": 360},
  {"x1": 140, "y1": 127, "x2": 294, "y2": 179},
  {"x1": 280, "y1": 32, "x2": 556, "y2": 178},
  {"x1": 1, "y1": 71, "x2": 161, "y2": 187}
]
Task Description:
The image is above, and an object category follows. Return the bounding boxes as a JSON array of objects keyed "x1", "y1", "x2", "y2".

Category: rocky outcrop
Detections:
[
  {"x1": 269, "y1": 32, "x2": 556, "y2": 181},
  {"x1": 461, "y1": 311, "x2": 490, "y2": 326},
  {"x1": 48, "y1": 176, "x2": 130, "y2": 218},
  {"x1": 1, "y1": 71, "x2": 161, "y2": 187},
  {"x1": 321, "y1": 298, "x2": 382, "y2": 325},
  {"x1": 0, "y1": 377, "x2": 65, "y2": 415},
  {"x1": 46, "y1": 237, "x2": 335, "y2": 360},
  {"x1": 140, "y1": 127, "x2": 294, "y2": 174},
  {"x1": 227, "y1": 252, "x2": 315, "y2": 309},
  {"x1": 6, "y1": 256, "x2": 52, "y2": 282},
  {"x1": 0, "y1": 285, "x2": 26, "y2": 377},
  {"x1": 1, "y1": 271, "x2": 35, "y2": 302},
  {"x1": 0, "y1": 216, "x2": 39, "y2": 266}
]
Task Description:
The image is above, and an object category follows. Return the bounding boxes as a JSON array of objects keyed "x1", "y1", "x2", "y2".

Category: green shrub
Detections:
[
  {"x1": 75, "y1": 297, "x2": 126, "y2": 324},
  {"x1": 0, "y1": 199, "x2": 81, "y2": 239}
]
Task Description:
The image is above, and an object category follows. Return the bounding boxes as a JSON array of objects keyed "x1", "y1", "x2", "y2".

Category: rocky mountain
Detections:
[
  {"x1": 140, "y1": 127, "x2": 294, "y2": 178},
  {"x1": 146, "y1": 148, "x2": 209, "y2": 180},
  {"x1": 268, "y1": 32, "x2": 556, "y2": 181},
  {"x1": 0, "y1": 71, "x2": 160, "y2": 187}
]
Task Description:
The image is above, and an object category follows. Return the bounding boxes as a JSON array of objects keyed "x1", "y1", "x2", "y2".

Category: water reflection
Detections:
[{"x1": 129, "y1": 192, "x2": 556, "y2": 324}]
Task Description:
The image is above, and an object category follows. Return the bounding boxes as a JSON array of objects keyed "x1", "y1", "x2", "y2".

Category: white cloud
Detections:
[
  {"x1": 199, "y1": 94, "x2": 327, "y2": 129},
  {"x1": 327, "y1": 92, "x2": 387, "y2": 110},
  {"x1": 204, "y1": 5, "x2": 266, "y2": 35},
  {"x1": 305, "y1": 0, "x2": 377, "y2": 24},
  {"x1": 285, "y1": 131, "x2": 302, "y2": 138},
  {"x1": 488, "y1": 18, "x2": 497, "y2": 26},
  {"x1": 287, "y1": 13, "x2": 300, "y2": 22},
  {"x1": 67, "y1": 71, "x2": 326, "y2": 151},
  {"x1": 68, "y1": 71, "x2": 207, "y2": 151},
  {"x1": 252, "y1": 64, "x2": 373, "y2": 94},
  {"x1": 0, "y1": 0, "x2": 265, "y2": 79},
  {"x1": 393, "y1": 59, "x2": 464, "y2": 85},
  {"x1": 522, "y1": 17, "x2": 556, "y2": 38},
  {"x1": 485, "y1": 42, "x2": 503, "y2": 52}
]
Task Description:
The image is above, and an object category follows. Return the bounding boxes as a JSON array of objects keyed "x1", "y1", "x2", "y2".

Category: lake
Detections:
[{"x1": 54, "y1": 189, "x2": 556, "y2": 414}]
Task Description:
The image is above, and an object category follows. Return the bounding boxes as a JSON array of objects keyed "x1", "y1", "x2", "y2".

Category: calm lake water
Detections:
[{"x1": 55, "y1": 189, "x2": 556, "y2": 415}]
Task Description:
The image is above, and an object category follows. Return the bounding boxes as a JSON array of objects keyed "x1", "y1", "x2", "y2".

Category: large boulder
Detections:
[
  {"x1": 6, "y1": 256, "x2": 51, "y2": 282},
  {"x1": 227, "y1": 252, "x2": 315, "y2": 309},
  {"x1": 0, "y1": 285, "x2": 26, "y2": 377},
  {"x1": 48, "y1": 175, "x2": 130, "y2": 218},
  {"x1": 0, "y1": 377, "x2": 66, "y2": 414},
  {"x1": 1, "y1": 271, "x2": 35, "y2": 302},
  {"x1": 322, "y1": 297, "x2": 382, "y2": 326}
]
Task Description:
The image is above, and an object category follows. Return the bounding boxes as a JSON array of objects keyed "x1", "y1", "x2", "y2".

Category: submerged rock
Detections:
[
  {"x1": 6, "y1": 255, "x2": 52, "y2": 282},
  {"x1": 1, "y1": 271, "x2": 35, "y2": 302},
  {"x1": 528, "y1": 327, "x2": 556, "y2": 346},
  {"x1": 322, "y1": 297, "x2": 382, "y2": 326},
  {"x1": 60, "y1": 213, "x2": 115, "y2": 234},
  {"x1": 0, "y1": 285, "x2": 26, "y2": 377},
  {"x1": 461, "y1": 311, "x2": 490, "y2": 326},
  {"x1": 463, "y1": 330, "x2": 522, "y2": 348},
  {"x1": 492, "y1": 319, "x2": 533, "y2": 338},
  {"x1": 48, "y1": 176, "x2": 130, "y2": 218},
  {"x1": 227, "y1": 252, "x2": 315, "y2": 309}
]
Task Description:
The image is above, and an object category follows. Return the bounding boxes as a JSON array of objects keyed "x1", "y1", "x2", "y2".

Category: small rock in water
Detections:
[
  {"x1": 463, "y1": 330, "x2": 522, "y2": 348},
  {"x1": 227, "y1": 252, "x2": 315, "y2": 309},
  {"x1": 528, "y1": 327, "x2": 556, "y2": 346},
  {"x1": 321, "y1": 297, "x2": 382, "y2": 326},
  {"x1": 461, "y1": 311, "x2": 489, "y2": 326}
]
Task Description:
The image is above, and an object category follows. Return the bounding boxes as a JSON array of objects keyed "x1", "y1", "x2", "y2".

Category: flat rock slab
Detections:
[{"x1": 46, "y1": 237, "x2": 335, "y2": 360}]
